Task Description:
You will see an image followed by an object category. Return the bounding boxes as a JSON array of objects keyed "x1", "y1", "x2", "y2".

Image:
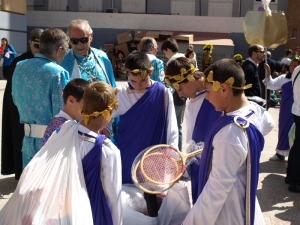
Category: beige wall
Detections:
[{"x1": 27, "y1": 11, "x2": 244, "y2": 33}]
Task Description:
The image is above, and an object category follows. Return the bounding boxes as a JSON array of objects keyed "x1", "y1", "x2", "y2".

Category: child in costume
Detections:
[
  {"x1": 201, "y1": 44, "x2": 213, "y2": 72},
  {"x1": 0, "y1": 81, "x2": 122, "y2": 225},
  {"x1": 112, "y1": 51, "x2": 178, "y2": 217},
  {"x1": 263, "y1": 57, "x2": 300, "y2": 161},
  {"x1": 165, "y1": 57, "x2": 222, "y2": 204},
  {"x1": 165, "y1": 58, "x2": 274, "y2": 225},
  {"x1": 233, "y1": 53, "x2": 244, "y2": 66},
  {"x1": 42, "y1": 78, "x2": 90, "y2": 145}
]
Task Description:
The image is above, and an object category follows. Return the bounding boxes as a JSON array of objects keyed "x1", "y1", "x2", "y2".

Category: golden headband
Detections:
[
  {"x1": 233, "y1": 54, "x2": 243, "y2": 61},
  {"x1": 82, "y1": 100, "x2": 119, "y2": 125},
  {"x1": 164, "y1": 64, "x2": 199, "y2": 91},
  {"x1": 126, "y1": 66, "x2": 154, "y2": 79},
  {"x1": 205, "y1": 71, "x2": 252, "y2": 92}
]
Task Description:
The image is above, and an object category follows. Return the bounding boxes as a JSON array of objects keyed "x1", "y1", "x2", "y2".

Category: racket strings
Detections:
[{"x1": 141, "y1": 147, "x2": 184, "y2": 184}]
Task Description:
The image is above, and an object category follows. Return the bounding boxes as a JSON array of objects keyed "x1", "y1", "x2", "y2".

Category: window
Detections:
[{"x1": 291, "y1": 29, "x2": 297, "y2": 39}]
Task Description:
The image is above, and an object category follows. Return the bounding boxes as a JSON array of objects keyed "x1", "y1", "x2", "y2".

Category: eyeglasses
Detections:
[
  {"x1": 256, "y1": 50, "x2": 265, "y2": 53},
  {"x1": 33, "y1": 43, "x2": 39, "y2": 49},
  {"x1": 70, "y1": 37, "x2": 89, "y2": 45}
]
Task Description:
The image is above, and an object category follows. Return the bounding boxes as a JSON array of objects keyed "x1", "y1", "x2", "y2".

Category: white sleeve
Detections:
[
  {"x1": 263, "y1": 75, "x2": 289, "y2": 90},
  {"x1": 102, "y1": 139, "x2": 123, "y2": 225},
  {"x1": 166, "y1": 88, "x2": 179, "y2": 148}
]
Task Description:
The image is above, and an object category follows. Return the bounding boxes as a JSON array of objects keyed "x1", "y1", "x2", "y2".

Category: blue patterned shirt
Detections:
[{"x1": 12, "y1": 53, "x2": 69, "y2": 167}]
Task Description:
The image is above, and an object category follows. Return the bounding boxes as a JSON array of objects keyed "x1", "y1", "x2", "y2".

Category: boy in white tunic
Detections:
[{"x1": 165, "y1": 58, "x2": 274, "y2": 225}]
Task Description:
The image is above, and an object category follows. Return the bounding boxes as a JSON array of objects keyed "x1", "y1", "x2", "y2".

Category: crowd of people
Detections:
[{"x1": 0, "y1": 18, "x2": 300, "y2": 225}]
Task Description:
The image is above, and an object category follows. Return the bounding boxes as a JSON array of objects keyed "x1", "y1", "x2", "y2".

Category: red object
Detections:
[{"x1": 0, "y1": 46, "x2": 4, "y2": 55}]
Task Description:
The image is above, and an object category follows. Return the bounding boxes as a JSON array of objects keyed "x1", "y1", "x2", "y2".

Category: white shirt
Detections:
[
  {"x1": 292, "y1": 65, "x2": 300, "y2": 116},
  {"x1": 167, "y1": 53, "x2": 186, "y2": 65}
]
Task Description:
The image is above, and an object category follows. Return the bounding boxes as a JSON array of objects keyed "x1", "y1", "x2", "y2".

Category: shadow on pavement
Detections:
[
  {"x1": 258, "y1": 171, "x2": 300, "y2": 224},
  {"x1": 0, "y1": 176, "x2": 18, "y2": 197}
]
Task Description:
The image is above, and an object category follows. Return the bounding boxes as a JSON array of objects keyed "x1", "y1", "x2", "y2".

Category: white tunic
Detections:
[
  {"x1": 183, "y1": 103, "x2": 274, "y2": 225},
  {"x1": 184, "y1": 93, "x2": 205, "y2": 144},
  {"x1": 112, "y1": 81, "x2": 179, "y2": 148},
  {"x1": 78, "y1": 124, "x2": 123, "y2": 225},
  {"x1": 291, "y1": 65, "x2": 300, "y2": 116}
]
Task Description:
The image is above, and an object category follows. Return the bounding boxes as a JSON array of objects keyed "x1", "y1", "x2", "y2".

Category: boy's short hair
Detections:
[
  {"x1": 165, "y1": 57, "x2": 201, "y2": 83},
  {"x1": 161, "y1": 38, "x2": 179, "y2": 53},
  {"x1": 125, "y1": 52, "x2": 153, "y2": 77},
  {"x1": 82, "y1": 81, "x2": 117, "y2": 115},
  {"x1": 204, "y1": 58, "x2": 245, "y2": 95},
  {"x1": 63, "y1": 78, "x2": 90, "y2": 104}
]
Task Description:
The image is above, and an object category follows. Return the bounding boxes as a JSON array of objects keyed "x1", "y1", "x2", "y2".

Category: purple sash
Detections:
[
  {"x1": 196, "y1": 115, "x2": 264, "y2": 225},
  {"x1": 277, "y1": 81, "x2": 294, "y2": 150},
  {"x1": 116, "y1": 82, "x2": 167, "y2": 183},
  {"x1": 82, "y1": 134, "x2": 113, "y2": 225},
  {"x1": 190, "y1": 97, "x2": 221, "y2": 203}
]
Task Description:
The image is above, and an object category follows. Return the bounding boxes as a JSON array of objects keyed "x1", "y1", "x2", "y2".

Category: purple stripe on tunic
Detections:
[
  {"x1": 82, "y1": 134, "x2": 113, "y2": 225},
  {"x1": 116, "y1": 82, "x2": 167, "y2": 184},
  {"x1": 196, "y1": 115, "x2": 264, "y2": 225},
  {"x1": 190, "y1": 98, "x2": 221, "y2": 204},
  {"x1": 277, "y1": 81, "x2": 294, "y2": 151}
]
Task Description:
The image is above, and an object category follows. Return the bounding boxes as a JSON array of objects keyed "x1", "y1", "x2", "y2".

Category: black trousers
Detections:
[
  {"x1": 287, "y1": 114, "x2": 300, "y2": 185},
  {"x1": 144, "y1": 192, "x2": 159, "y2": 217}
]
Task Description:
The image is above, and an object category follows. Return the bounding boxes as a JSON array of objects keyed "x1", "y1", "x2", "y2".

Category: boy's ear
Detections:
[
  {"x1": 220, "y1": 83, "x2": 231, "y2": 96},
  {"x1": 67, "y1": 95, "x2": 76, "y2": 103}
]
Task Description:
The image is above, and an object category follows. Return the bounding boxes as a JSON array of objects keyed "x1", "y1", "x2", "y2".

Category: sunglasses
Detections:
[
  {"x1": 33, "y1": 43, "x2": 39, "y2": 49},
  {"x1": 256, "y1": 50, "x2": 265, "y2": 53},
  {"x1": 70, "y1": 37, "x2": 89, "y2": 45}
]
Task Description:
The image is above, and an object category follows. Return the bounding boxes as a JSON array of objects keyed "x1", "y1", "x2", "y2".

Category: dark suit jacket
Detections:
[{"x1": 242, "y1": 59, "x2": 262, "y2": 97}]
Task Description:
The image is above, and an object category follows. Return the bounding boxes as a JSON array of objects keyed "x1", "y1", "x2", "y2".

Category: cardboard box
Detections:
[
  {"x1": 103, "y1": 43, "x2": 115, "y2": 52},
  {"x1": 173, "y1": 34, "x2": 194, "y2": 43},
  {"x1": 134, "y1": 30, "x2": 147, "y2": 41},
  {"x1": 115, "y1": 43, "x2": 130, "y2": 58},
  {"x1": 116, "y1": 31, "x2": 133, "y2": 44},
  {"x1": 146, "y1": 31, "x2": 160, "y2": 39},
  {"x1": 159, "y1": 31, "x2": 173, "y2": 40}
]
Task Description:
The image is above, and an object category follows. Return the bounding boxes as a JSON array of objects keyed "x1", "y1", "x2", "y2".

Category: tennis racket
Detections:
[
  {"x1": 131, "y1": 144, "x2": 203, "y2": 194},
  {"x1": 131, "y1": 147, "x2": 175, "y2": 194}
]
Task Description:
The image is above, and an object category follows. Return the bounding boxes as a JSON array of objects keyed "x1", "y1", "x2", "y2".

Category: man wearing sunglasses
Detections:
[
  {"x1": 242, "y1": 44, "x2": 266, "y2": 106},
  {"x1": 61, "y1": 19, "x2": 116, "y2": 87},
  {"x1": 1, "y1": 28, "x2": 43, "y2": 180}
]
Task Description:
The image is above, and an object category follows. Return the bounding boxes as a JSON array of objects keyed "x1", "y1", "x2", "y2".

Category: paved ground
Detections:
[{"x1": 0, "y1": 79, "x2": 300, "y2": 224}]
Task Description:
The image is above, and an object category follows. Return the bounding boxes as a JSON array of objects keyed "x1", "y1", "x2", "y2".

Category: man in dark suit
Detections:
[{"x1": 242, "y1": 44, "x2": 266, "y2": 106}]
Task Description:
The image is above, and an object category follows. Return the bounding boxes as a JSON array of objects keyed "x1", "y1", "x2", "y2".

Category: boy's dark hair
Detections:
[
  {"x1": 125, "y1": 52, "x2": 152, "y2": 71},
  {"x1": 161, "y1": 38, "x2": 179, "y2": 53},
  {"x1": 63, "y1": 78, "x2": 90, "y2": 104},
  {"x1": 204, "y1": 58, "x2": 245, "y2": 96}
]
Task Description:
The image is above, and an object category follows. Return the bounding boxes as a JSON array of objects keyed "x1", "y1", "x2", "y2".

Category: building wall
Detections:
[
  {"x1": 0, "y1": 11, "x2": 27, "y2": 54},
  {"x1": 286, "y1": 0, "x2": 300, "y2": 52},
  {"x1": 26, "y1": 10, "x2": 285, "y2": 60}
]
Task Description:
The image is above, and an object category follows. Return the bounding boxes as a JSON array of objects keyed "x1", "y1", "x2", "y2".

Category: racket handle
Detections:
[{"x1": 187, "y1": 149, "x2": 203, "y2": 158}]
